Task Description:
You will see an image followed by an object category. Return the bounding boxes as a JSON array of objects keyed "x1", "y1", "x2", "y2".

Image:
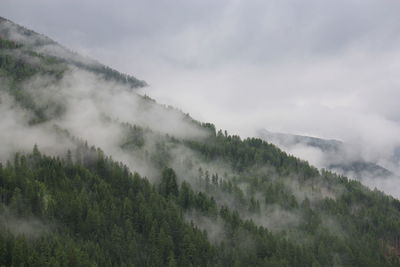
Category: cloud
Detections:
[
  {"x1": 3, "y1": 1, "x2": 400, "y2": 192},
  {"x1": 0, "y1": 209, "x2": 49, "y2": 239},
  {"x1": 0, "y1": 91, "x2": 74, "y2": 162}
]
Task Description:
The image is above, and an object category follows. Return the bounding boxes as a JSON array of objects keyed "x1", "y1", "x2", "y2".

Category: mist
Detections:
[
  {"x1": 3, "y1": 3, "x2": 400, "y2": 265},
  {"x1": 2, "y1": 0, "x2": 400, "y2": 231},
  {"x1": 3, "y1": 1, "x2": 400, "y2": 181},
  {"x1": 0, "y1": 19, "x2": 210, "y2": 179},
  {"x1": 0, "y1": 209, "x2": 49, "y2": 239}
]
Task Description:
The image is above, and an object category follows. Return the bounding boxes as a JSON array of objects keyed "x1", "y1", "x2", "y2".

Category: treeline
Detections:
[
  {"x1": 0, "y1": 146, "x2": 308, "y2": 266},
  {"x1": 0, "y1": 28, "x2": 146, "y2": 89},
  {"x1": 71, "y1": 61, "x2": 147, "y2": 88},
  {"x1": 0, "y1": 146, "x2": 213, "y2": 266}
]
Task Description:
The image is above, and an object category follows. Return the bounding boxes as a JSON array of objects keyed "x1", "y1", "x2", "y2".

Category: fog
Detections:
[
  {"x1": 2, "y1": 1, "x2": 400, "y2": 177},
  {"x1": 0, "y1": 20, "x2": 209, "y2": 179},
  {"x1": 2, "y1": 1, "x2": 400, "y2": 240}
]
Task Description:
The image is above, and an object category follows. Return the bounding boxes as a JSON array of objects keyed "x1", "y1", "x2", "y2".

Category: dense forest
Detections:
[
  {"x1": 1, "y1": 16, "x2": 400, "y2": 266},
  {"x1": 1, "y1": 144, "x2": 399, "y2": 266}
]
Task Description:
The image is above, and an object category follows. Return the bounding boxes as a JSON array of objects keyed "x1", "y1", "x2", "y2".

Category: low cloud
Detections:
[
  {"x1": 0, "y1": 91, "x2": 74, "y2": 162},
  {"x1": 3, "y1": 1, "x2": 400, "y2": 175},
  {"x1": 0, "y1": 209, "x2": 49, "y2": 238}
]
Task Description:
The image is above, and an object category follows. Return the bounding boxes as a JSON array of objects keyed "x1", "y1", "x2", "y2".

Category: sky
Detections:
[{"x1": 2, "y1": 0, "x2": 400, "y2": 169}]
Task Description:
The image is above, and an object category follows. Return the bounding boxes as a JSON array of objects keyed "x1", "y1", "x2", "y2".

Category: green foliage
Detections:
[
  {"x1": 159, "y1": 168, "x2": 179, "y2": 197},
  {"x1": 1, "y1": 145, "x2": 399, "y2": 266},
  {"x1": 0, "y1": 147, "x2": 216, "y2": 266}
]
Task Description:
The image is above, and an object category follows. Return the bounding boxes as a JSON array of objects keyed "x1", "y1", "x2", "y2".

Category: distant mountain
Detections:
[
  {"x1": 258, "y1": 129, "x2": 394, "y2": 179},
  {"x1": 258, "y1": 129, "x2": 343, "y2": 153},
  {"x1": 1, "y1": 17, "x2": 400, "y2": 266}
]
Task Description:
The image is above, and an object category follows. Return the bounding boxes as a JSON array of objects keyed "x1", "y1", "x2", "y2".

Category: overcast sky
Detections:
[{"x1": 2, "y1": 0, "x2": 400, "y2": 166}]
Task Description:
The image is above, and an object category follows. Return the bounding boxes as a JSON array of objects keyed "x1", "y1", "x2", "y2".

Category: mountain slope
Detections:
[
  {"x1": 1, "y1": 17, "x2": 400, "y2": 266},
  {"x1": 0, "y1": 16, "x2": 146, "y2": 88}
]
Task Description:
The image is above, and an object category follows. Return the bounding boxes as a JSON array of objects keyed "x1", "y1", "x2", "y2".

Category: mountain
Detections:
[
  {"x1": 1, "y1": 17, "x2": 400, "y2": 266},
  {"x1": 258, "y1": 129, "x2": 394, "y2": 180},
  {"x1": 257, "y1": 129, "x2": 343, "y2": 153},
  {"x1": 0, "y1": 16, "x2": 146, "y2": 89}
]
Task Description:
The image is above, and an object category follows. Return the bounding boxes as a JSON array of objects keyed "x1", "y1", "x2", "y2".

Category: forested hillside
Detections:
[
  {"x1": 0, "y1": 16, "x2": 146, "y2": 89},
  {"x1": 1, "y1": 16, "x2": 400, "y2": 266}
]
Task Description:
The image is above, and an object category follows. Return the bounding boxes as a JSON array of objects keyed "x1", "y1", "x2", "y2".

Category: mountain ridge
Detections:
[
  {"x1": 0, "y1": 15, "x2": 147, "y2": 88},
  {"x1": 258, "y1": 128, "x2": 395, "y2": 180}
]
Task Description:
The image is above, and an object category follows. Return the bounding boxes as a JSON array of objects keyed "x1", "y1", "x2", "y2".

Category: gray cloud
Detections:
[
  {"x1": 2, "y1": 1, "x2": 400, "y2": 186},
  {"x1": 4, "y1": 1, "x2": 400, "y2": 65}
]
